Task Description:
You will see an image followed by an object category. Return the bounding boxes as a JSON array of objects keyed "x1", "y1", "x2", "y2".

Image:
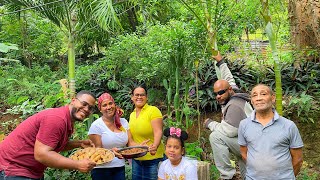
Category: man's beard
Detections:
[
  {"x1": 219, "y1": 95, "x2": 231, "y2": 106},
  {"x1": 71, "y1": 106, "x2": 83, "y2": 122}
]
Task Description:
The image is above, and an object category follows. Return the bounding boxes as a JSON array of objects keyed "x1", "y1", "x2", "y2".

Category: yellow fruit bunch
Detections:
[{"x1": 69, "y1": 147, "x2": 114, "y2": 165}]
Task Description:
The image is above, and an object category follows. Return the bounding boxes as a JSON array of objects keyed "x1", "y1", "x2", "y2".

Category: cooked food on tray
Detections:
[
  {"x1": 69, "y1": 147, "x2": 114, "y2": 165},
  {"x1": 120, "y1": 147, "x2": 147, "y2": 155}
]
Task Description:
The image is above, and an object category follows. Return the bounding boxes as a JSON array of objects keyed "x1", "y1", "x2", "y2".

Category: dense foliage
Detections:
[{"x1": 1, "y1": 0, "x2": 319, "y2": 179}]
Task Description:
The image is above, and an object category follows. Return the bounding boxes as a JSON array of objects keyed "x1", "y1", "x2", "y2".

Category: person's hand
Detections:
[
  {"x1": 211, "y1": 51, "x2": 223, "y2": 62},
  {"x1": 204, "y1": 118, "x2": 213, "y2": 129},
  {"x1": 149, "y1": 144, "x2": 158, "y2": 155},
  {"x1": 80, "y1": 139, "x2": 95, "y2": 148},
  {"x1": 112, "y1": 147, "x2": 123, "y2": 159},
  {"x1": 140, "y1": 139, "x2": 150, "y2": 146},
  {"x1": 76, "y1": 159, "x2": 96, "y2": 173}
]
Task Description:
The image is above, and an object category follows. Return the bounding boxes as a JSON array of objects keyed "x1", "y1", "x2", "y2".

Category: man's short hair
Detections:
[
  {"x1": 76, "y1": 90, "x2": 96, "y2": 99},
  {"x1": 251, "y1": 84, "x2": 274, "y2": 95}
]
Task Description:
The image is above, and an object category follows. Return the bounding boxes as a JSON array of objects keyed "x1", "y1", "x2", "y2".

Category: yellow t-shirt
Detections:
[{"x1": 129, "y1": 104, "x2": 165, "y2": 160}]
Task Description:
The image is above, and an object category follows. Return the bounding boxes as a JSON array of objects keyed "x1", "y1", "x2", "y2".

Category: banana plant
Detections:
[{"x1": 260, "y1": 0, "x2": 283, "y2": 115}]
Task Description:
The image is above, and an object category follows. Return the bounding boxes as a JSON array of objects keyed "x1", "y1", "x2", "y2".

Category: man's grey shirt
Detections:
[{"x1": 238, "y1": 110, "x2": 303, "y2": 180}]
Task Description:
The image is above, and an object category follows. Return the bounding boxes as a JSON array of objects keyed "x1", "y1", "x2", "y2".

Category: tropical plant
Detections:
[
  {"x1": 185, "y1": 142, "x2": 203, "y2": 160},
  {"x1": 0, "y1": 63, "x2": 67, "y2": 112},
  {"x1": 285, "y1": 92, "x2": 319, "y2": 123},
  {"x1": 0, "y1": 42, "x2": 18, "y2": 53},
  {"x1": 1, "y1": 0, "x2": 125, "y2": 96},
  {"x1": 260, "y1": 0, "x2": 283, "y2": 115},
  {"x1": 0, "y1": 42, "x2": 19, "y2": 63},
  {"x1": 0, "y1": 11, "x2": 65, "y2": 67}
]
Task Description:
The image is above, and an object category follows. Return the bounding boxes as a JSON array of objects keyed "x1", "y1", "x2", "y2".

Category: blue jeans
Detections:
[
  {"x1": 90, "y1": 166, "x2": 125, "y2": 180},
  {"x1": 0, "y1": 171, "x2": 43, "y2": 180},
  {"x1": 132, "y1": 158, "x2": 163, "y2": 180}
]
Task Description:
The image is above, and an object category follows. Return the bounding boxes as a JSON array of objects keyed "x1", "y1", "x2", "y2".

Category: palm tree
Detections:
[{"x1": 1, "y1": 0, "x2": 123, "y2": 96}]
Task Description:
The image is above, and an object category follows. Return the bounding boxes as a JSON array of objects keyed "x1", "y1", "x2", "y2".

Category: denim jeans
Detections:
[
  {"x1": 90, "y1": 166, "x2": 125, "y2": 180},
  {"x1": 132, "y1": 158, "x2": 163, "y2": 180},
  {"x1": 0, "y1": 171, "x2": 43, "y2": 180}
]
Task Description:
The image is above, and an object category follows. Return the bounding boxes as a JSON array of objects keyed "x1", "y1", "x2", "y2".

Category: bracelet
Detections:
[{"x1": 216, "y1": 57, "x2": 226, "y2": 67}]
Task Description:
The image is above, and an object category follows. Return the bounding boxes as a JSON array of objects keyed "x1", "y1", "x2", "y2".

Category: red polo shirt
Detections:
[{"x1": 0, "y1": 106, "x2": 73, "y2": 179}]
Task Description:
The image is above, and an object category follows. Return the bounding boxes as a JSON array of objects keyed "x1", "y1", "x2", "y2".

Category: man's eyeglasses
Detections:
[
  {"x1": 133, "y1": 93, "x2": 146, "y2": 97},
  {"x1": 76, "y1": 98, "x2": 95, "y2": 112},
  {"x1": 214, "y1": 88, "x2": 228, "y2": 96}
]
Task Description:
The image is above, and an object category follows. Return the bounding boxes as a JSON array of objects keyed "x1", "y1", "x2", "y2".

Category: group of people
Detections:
[
  {"x1": 0, "y1": 51, "x2": 303, "y2": 180},
  {"x1": 205, "y1": 52, "x2": 303, "y2": 180},
  {"x1": 0, "y1": 85, "x2": 197, "y2": 180}
]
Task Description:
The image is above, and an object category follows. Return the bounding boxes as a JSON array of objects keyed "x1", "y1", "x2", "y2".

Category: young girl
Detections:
[{"x1": 158, "y1": 127, "x2": 198, "y2": 180}]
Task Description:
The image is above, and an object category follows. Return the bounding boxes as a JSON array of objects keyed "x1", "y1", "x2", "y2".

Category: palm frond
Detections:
[
  {"x1": 80, "y1": 0, "x2": 123, "y2": 32},
  {"x1": 2, "y1": 0, "x2": 76, "y2": 28}
]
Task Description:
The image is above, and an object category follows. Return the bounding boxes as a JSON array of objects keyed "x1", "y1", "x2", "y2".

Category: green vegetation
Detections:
[{"x1": 1, "y1": 0, "x2": 319, "y2": 179}]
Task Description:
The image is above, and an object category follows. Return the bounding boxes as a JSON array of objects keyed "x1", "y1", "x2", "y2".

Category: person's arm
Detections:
[
  {"x1": 212, "y1": 51, "x2": 238, "y2": 89},
  {"x1": 150, "y1": 117, "x2": 163, "y2": 155},
  {"x1": 239, "y1": 145, "x2": 248, "y2": 163},
  {"x1": 62, "y1": 139, "x2": 95, "y2": 151},
  {"x1": 127, "y1": 129, "x2": 150, "y2": 147},
  {"x1": 88, "y1": 134, "x2": 102, "y2": 148},
  {"x1": 127, "y1": 130, "x2": 139, "y2": 146},
  {"x1": 290, "y1": 148, "x2": 303, "y2": 176},
  {"x1": 34, "y1": 140, "x2": 96, "y2": 172},
  {"x1": 204, "y1": 118, "x2": 220, "y2": 132}
]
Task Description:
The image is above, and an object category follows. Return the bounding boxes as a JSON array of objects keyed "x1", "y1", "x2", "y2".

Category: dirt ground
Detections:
[{"x1": 0, "y1": 113, "x2": 23, "y2": 135}]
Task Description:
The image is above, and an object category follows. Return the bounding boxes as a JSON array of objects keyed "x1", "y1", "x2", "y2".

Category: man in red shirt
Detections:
[{"x1": 0, "y1": 90, "x2": 97, "y2": 179}]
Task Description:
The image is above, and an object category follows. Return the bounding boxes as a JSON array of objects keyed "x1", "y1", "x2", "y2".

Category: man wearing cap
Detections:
[{"x1": 204, "y1": 52, "x2": 253, "y2": 180}]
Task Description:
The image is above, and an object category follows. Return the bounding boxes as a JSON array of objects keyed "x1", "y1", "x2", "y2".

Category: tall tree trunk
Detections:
[
  {"x1": 288, "y1": 0, "x2": 320, "y2": 49},
  {"x1": 127, "y1": 7, "x2": 138, "y2": 32},
  {"x1": 20, "y1": 11, "x2": 31, "y2": 68}
]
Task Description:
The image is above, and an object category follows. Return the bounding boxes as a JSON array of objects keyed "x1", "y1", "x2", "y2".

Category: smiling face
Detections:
[
  {"x1": 251, "y1": 84, "x2": 275, "y2": 112},
  {"x1": 70, "y1": 94, "x2": 96, "y2": 122},
  {"x1": 99, "y1": 99, "x2": 116, "y2": 120},
  {"x1": 131, "y1": 87, "x2": 147, "y2": 109},
  {"x1": 165, "y1": 137, "x2": 184, "y2": 165}
]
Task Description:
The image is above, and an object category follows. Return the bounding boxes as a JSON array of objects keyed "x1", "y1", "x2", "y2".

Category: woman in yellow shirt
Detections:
[{"x1": 128, "y1": 85, "x2": 165, "y2": 180}]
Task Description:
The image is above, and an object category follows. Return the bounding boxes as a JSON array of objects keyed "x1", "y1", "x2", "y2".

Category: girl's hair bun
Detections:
[{"x1": 164, "y1": 127, "x2": 188, "y2": 141}]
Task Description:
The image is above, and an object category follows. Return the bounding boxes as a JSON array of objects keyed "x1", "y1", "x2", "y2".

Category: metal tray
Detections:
[{"x1": 118, "y1": 146, "x2": 149, "y2": 159}]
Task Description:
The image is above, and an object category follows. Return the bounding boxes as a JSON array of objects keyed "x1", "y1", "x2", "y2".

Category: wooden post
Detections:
[{"x1": 197, "y1": 161, "x2": 211, "y2": 180}]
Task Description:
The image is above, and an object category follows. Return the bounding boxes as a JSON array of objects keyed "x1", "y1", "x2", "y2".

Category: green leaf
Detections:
[{"x1": 0, "y1": 43, "x2": 19, "y2": 53}]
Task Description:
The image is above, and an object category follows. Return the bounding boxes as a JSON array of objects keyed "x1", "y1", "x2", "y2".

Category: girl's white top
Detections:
[{"x1": 158, "y1": 156, "x2": 198, "y2": 180}]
